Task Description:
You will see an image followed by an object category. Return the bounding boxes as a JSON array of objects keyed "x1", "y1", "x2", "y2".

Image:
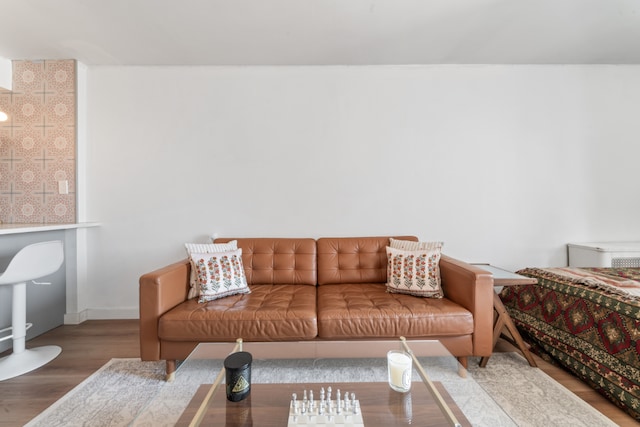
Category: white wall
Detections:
[{"x1": 86, "y1": 65, "x2": 640, "y2": 318}]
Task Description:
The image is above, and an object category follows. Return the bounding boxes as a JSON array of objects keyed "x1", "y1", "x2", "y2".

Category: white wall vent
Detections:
[{"x1": 611, "y1": 257, "x2": 640, "y2": 268}]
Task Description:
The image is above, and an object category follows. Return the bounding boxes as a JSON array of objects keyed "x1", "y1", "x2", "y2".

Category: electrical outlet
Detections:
[{"x1": 58, "y1": 180, "x2": 69, "y2": 195}]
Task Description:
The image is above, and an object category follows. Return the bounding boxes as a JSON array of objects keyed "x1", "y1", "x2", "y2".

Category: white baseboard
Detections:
[
  {"x1": 87, "y1": 307, "x2": 139, "y2": 320},
  {"x1": 64, "y1": 307, "x2": 138, "y2": 324},
  {"x1": 64, "y1": 310, "x2": 89, "y2": 325}
]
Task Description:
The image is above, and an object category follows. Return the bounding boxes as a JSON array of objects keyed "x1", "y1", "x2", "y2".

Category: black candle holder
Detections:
[{"x1": 224, "y1": 351, "x2": 252, "y2": 402}]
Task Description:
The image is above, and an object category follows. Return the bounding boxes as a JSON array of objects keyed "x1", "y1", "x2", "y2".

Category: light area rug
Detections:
[{"x1": 26, "y1": 352, "x2": 616, "y2": 427}]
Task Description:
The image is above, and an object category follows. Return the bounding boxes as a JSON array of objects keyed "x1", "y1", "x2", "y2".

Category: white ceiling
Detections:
[{"x1": 2, "y1": 0, "x2": 640, "y2": 66}]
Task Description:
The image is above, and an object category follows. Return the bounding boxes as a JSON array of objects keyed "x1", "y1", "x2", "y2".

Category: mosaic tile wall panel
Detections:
[{"x1": 0, "y1": 60, "x2": 76, "y2": 224}]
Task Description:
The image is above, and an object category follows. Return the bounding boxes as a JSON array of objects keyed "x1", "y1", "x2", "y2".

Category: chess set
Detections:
[{"x1": 287, "y1": 386, "x2": 364, "y2": 426}]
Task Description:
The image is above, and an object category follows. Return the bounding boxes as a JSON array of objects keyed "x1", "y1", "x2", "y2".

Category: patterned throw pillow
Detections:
[
  {"x1": 189, "y1": 248, "x2": 250, "y2": 303},
  {"x1": 389, "y1": 238, "x2": 444, "y2": 252},
  {"x1": 185, "y1": 241, "x2": 237, "y2": 298},
  {"x1": 386, "y1": 245, "x2": 444, "y2": 298}
]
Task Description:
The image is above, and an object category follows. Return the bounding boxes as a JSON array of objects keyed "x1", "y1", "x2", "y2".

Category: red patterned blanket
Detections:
[{"x1": 500, "y1": 267, "x2": 640, "y2": 420}]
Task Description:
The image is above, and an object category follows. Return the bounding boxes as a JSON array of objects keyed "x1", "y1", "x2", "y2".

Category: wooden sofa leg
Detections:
[
  {"x1": 166, "y1": 360, "x2": 176, "y2": 382},
  {"x1": 456, "y1": 356, "x2": 468, "y2": 378},
  {"x1": 456, "y1": 356, "x2": 468, "y2": 368}
]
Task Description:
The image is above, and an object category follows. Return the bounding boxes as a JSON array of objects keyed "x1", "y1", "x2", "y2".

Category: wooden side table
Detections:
[{"x1": 473, "y1": 264, "x2": 538, "y2": 368}]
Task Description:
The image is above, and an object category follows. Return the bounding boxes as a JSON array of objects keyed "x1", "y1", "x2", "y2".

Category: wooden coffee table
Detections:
[
  {"x1": 177, "y1": 381, "x2": 467, "y2": 426},
  {"x1": 138, "y1": 339, "x2": 510, "y2": 426}
]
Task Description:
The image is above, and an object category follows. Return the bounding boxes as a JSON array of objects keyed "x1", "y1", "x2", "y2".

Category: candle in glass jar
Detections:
[{"x1": 387, "y1": 350, "x2": 412, "y2": 392}]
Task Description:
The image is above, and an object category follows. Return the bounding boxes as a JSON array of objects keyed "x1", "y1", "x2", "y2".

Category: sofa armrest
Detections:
[
  {"x1": 439, "y1": 255, "x2": 494, "y2": 357},
  {"x1": 139, "y1": 259, "x2": 190, "y2": 361}
]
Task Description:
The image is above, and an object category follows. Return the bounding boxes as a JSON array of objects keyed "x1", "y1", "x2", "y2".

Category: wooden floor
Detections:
[{"x1": 0, "y1": 320, "x2": 637, "y2": 426}]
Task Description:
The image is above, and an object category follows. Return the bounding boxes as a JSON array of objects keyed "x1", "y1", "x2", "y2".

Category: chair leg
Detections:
[
  {"x1": 12, "y1": 282, "x2": 27, "y2": 354},
  {"x1": 0, "y1": 282, "x2": 62, "y2": 381}
]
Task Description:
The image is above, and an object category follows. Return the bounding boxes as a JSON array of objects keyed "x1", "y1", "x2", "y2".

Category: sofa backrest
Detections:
[
  {"x1": 215, "y1": 238, "x2": 317, "y2": 286},
  {"x1": 317, "y1": 236, "x2": 418, "y2": 285}
]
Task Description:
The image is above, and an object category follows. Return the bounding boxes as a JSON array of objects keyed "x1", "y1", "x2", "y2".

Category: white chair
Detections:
[{"x1": 0, "y1": 240, "x2": 64, "y2": 381}]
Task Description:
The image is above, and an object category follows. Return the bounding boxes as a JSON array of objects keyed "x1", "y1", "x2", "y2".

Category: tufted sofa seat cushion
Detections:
[
  {"x1": 159, "y1": 284, "x2": 318, "y2": 342},
  {"x1": 317, "y1": 283, "x2": 473, "y2": 339}
]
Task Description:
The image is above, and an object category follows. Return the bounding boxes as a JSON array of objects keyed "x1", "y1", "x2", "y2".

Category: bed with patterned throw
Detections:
[{"x1": 500, "y1": 267, "x2": 640, "y2": 420}]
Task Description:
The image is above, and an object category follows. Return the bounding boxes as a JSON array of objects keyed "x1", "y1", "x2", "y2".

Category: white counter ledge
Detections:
[{"x1": 0, "y1": 222, "x2": 100, "y2": 235}]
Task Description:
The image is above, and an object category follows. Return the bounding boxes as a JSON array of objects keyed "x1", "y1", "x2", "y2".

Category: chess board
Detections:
[
  {"x1": 288, "y1": 386, "x2": 364, "y2": 427},
  {"x1": 288, "y1": 411, "x2": 364, "y2": 426}
]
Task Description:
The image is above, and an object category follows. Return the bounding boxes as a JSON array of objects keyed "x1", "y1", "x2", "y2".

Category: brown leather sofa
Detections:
[{"x1": 139, "y1": 236, "x2": 494, "y2": 379}]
